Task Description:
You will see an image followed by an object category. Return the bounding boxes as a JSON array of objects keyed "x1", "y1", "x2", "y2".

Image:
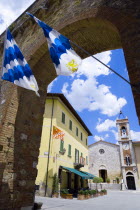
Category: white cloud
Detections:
[
  {"x1": 77, "y1": 51, "x2": 112, "y2": 78},
  {"x1": 0, "y1": 0, "x2": 35, "y2": 34},
  {"x1": 96, "y1": 119, "x2": 116, "y2": 132},
  {"x1": 62, "y1": 51, "x2": 127, "y2": 117},
  {"x1": 62, "y1": 77, "x2": 127, "y2": 116},
  {"x1": 130, "y1": 130, "x2": 140, "y2": 141},
  {"x1": 105, "y1": 134, "x2": 109, "y2": 139},
  {"x1": 47, "y1": 78, "x2": 57, "y2": 93},
  {"x1": 94, "y1": 135, "x2": 104, "y2": 142}
]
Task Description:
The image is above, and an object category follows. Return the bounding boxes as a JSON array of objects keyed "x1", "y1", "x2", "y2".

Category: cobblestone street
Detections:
[{"x1": 35, "y1": 191, "x2": 140, "y2": 210}]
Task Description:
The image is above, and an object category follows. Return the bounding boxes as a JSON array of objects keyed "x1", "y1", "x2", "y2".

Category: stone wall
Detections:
[
  {"x1": 0, "y1": 0, "x2": 140, "y2": 208},
  {"x1": 89, "y1": 141, "x2": 121, "y2": 181},
  {"x1": 89, "y1": 183, "x2": 121, "y2": 191}
]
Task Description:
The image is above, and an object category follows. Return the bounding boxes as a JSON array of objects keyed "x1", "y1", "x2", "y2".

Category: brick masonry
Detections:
[{"x1": 0, "y1": 0, "x2": 140, "y2": 209}]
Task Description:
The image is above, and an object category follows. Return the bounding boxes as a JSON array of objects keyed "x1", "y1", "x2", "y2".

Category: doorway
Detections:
[
  {"x1": 126, "y1": 176, "x2": 136, "y2": 190},
  {"x1": 99, "y1": 169, "x2": 107, "y2": 182}
]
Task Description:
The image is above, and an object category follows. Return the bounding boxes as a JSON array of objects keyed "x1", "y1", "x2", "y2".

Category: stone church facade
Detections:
[
  {"x1": 89, "y1": 117, "x2": 140, "y2": 190},
  {"x1": 89, "y1": 141, "x2": 121, "y2": 183}
]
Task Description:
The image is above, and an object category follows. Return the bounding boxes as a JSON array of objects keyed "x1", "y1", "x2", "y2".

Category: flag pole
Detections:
[
  {"x1": 44, "y1": 94, "x2": 54, "y2": 197},
  {"x1": 70, "y1": 40, "x2": 140, "y2": 94}
]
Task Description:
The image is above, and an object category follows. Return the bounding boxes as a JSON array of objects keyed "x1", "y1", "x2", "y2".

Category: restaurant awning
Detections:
[
  {"x1": 81, "y1": 171, "x2": 96, "y2": 179},
  {"x1": 61, "y1": 166, "x2": 90, "y2": 179}
]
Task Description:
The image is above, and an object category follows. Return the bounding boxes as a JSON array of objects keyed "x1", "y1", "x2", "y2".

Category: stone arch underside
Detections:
[{"x1": 0, "y1": 0, "x2": 140, "y2": 209}]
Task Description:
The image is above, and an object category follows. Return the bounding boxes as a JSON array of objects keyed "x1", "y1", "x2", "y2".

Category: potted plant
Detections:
[
  {"x1": 102, "y1": 189, "x2": 107, "y2": 195},
  {"x1": 93, "y1": 177, "x2": 103, "y2": 192},
  {"x1": 61, "y1": 189, "x2": 73, "y2": 199},
  {"x1": 77, "y1": 190, "x2": 85, "y2": 200},
  {"x1": 52, "y1": 173, "x2": 59, "y2": 198},
  {"x1": 88, "y1": 190, "x2": 92, "y2": 199},
  {"x1": 91, "y1": 190, "x2": 97, "y2": 198},
  {"x1": 106, "y1": 177, "x2": 110, "y2": 183},
  {"x1": 84, "y1": 190, "x2": 89, "y2": 199},
  {"x1": 116, "y1": 177, "x2": 120, "y2": 184},
  {"x1": 100, "y1": 190, "x2": 104, "y2": 196}
]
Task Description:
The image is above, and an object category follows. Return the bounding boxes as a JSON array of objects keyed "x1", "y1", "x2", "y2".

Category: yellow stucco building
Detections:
[{"x1": 36, "y1": 93, "x2": 93, "y2": 196}]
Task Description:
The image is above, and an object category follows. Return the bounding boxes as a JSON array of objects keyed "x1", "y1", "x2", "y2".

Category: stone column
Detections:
[{"x1": 119, "y1": 142, "x2": 124, "y2": 166}]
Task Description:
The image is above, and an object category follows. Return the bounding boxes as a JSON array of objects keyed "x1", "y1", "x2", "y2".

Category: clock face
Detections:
[{"x1": 122, "y1": 143, "x2": 129, "y2": 150}]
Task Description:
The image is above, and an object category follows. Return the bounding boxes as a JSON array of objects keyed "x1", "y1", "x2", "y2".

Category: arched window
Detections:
[
  {"x1": 126, "y1": 172, "x2": 133, "y2": 176},
  {"x1": 121, "y1": 126, "x2": 127, "y2": 137},
  {"x1": 125, "y1": 156, "x2": 131, "y2": 166}
]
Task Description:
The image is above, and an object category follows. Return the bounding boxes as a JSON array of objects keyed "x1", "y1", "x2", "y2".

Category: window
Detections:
[
  {"x1": 99, "y1": 149, "x2": 105, "y2": 154},
  {"x1": 81, "y1": 132, "x2": 83, "y2": 141},
  {"x1": 60, "y1": 140, "x2": 64, "y2": 152},
  {"x1": 81, "y1": 152, "x2": 83, "y2": 157},
  {"x1": 76, "y1": 127, "x2": 78, "y2": 136},
  {"x1": 86, "y1": 156, "x2": 88, "y2": 165},
  {"x1": 86, "y1": 138, "x2": 88, "y2": 146},
  {"x1": 75, "y1": 149, "x2": 79, "y2": 163},
  {"x1": 69, "y1": 120, "x2": 72, "y2": 130},
  {"x1": 68, "y1": 144, "x2": 71, "y2": 157},
  {"x1": 62, "y1": 112, "x2": 65, "y2": 124}
]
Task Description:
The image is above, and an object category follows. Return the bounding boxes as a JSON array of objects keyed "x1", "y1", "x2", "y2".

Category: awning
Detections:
[
  {"x1": 61, "y1": 166, "x2": 90, "y2": 179},
  {"x1": 81, "y1": 171, "x2": 96, "y2": 179}
]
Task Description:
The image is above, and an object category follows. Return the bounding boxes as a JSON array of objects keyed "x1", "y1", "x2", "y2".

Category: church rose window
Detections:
[{"x1": 99, "y1": 149, "x2": 105, "y2": 154}]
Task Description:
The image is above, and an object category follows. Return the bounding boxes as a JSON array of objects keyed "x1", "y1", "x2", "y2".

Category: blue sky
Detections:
[
  {"x1": 1, "y1": 0, "x2": 140, "y2": 145},
  {"x1": 48, "y1": 49, "x2": 140, "y2": 145}
]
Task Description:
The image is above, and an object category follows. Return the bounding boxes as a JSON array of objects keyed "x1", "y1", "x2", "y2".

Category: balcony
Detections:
[
  {"x1": 74, "y1": 157, "x2": 85, "y2": 169},
  {"x1": 59, "y1": 148, "x2": 66, "y2": 155}
]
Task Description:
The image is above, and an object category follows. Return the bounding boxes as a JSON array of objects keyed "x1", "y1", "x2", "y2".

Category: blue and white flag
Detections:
[
  {"x1": 2, "y1": 29, "x2": 39, "y2": 96},
  {"x1": 26, "y1": 12, "x2": 82, "y2": 76}
]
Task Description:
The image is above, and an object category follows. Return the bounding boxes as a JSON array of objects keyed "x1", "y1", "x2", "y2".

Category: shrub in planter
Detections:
[
  {"x1": 106, "y1": 177, "x2": 110, "y2": 183},
  {"x1": 61, "y1": 189, "x2": 73, "y2": 199},
  {"x1": 77, "y1": 190, "x2": 85, "y2": 200},
  {"x1": 91, "y1": 190, "x2": 97, "y2": 198},
  {"x1": 102, "y1": 189, "x2": 107, "y2": 195},
  {"x1": 100, "y1": 190, "x2": 104, "y2": 196},
  {"x1": 84, "y1": 190, "x2": 89, "y2": 199},
  {"x1": 93, "y1": 177, "x2": 103, "y2": 191},
  {"x1": 116, "y1": 177, "x2": 120, "y2": 184},
  {"x1": 88, "y1": 190, "x2": 92, "y2": 198}
]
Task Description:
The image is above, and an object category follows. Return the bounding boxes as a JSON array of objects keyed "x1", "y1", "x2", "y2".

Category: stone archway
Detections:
[
  {"x1": 0, "y1": 0, "x2": 140, "y2": 209},
  {"x1": 126, "y1": 172, "x2": 136, "y2": 190}
]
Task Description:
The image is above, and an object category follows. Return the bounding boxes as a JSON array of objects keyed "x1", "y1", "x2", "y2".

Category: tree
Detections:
[
  {"x1": 93, "y1": 177, "x2": 103, "y2": 190},
  {"x1": 52, "y1": 173, "x2": 59, "y2": 195}
]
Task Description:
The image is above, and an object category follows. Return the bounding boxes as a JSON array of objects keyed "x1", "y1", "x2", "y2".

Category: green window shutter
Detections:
[
  {"x1": 75, "y1": 149, "x2": 77, "y2": 162},
  {"x1": 68, "y1": 144, "x2": 71, "y2": 156},
  {"x1": 76, "y1": 127, "x2": 78, "y2": 136},
  {"x1": 60, "y1": 140, "x2": 64, "y2": 152},
  {"x1": 62, "y1": 112, "x2": 65, "y2": 124},
  {"x1": 69, "y1": 120, "x2": 72, "y2": 130}
]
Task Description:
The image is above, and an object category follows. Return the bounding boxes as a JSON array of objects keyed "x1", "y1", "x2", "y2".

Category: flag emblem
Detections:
[
  {"x1": 1, "y1": 29, "x2": 39, "y2": 95},
  {"x1": 53, "y1": 126, "x2": 65, "y2": 140},
  {"x1": 26, "y1": 12, "x2": 82, "y2": 76}
]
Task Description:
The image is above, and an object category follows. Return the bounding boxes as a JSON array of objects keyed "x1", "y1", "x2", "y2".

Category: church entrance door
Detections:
[
  {"x1": 99, "y1": 169, "x2": 107, "y2": 182},
  {"x1": 126, "y1": 176, "x2": 136, "y2": 190}
]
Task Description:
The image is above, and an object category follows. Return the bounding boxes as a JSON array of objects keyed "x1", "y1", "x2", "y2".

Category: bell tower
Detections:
[{"x1": 116, "y1": 112, "x2": 138, "y2": 190}]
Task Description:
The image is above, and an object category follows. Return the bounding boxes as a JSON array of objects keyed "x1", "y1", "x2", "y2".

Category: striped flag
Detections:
[
  {"x1": 1, "y1": 29, "x2": 39, "y2": 96},
  {"x1": 53, "y1": 126, "x2": 65, "y2": 140},
  {"x1": 26, "y1": 12, "x2": 82, "y2": 76}
]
